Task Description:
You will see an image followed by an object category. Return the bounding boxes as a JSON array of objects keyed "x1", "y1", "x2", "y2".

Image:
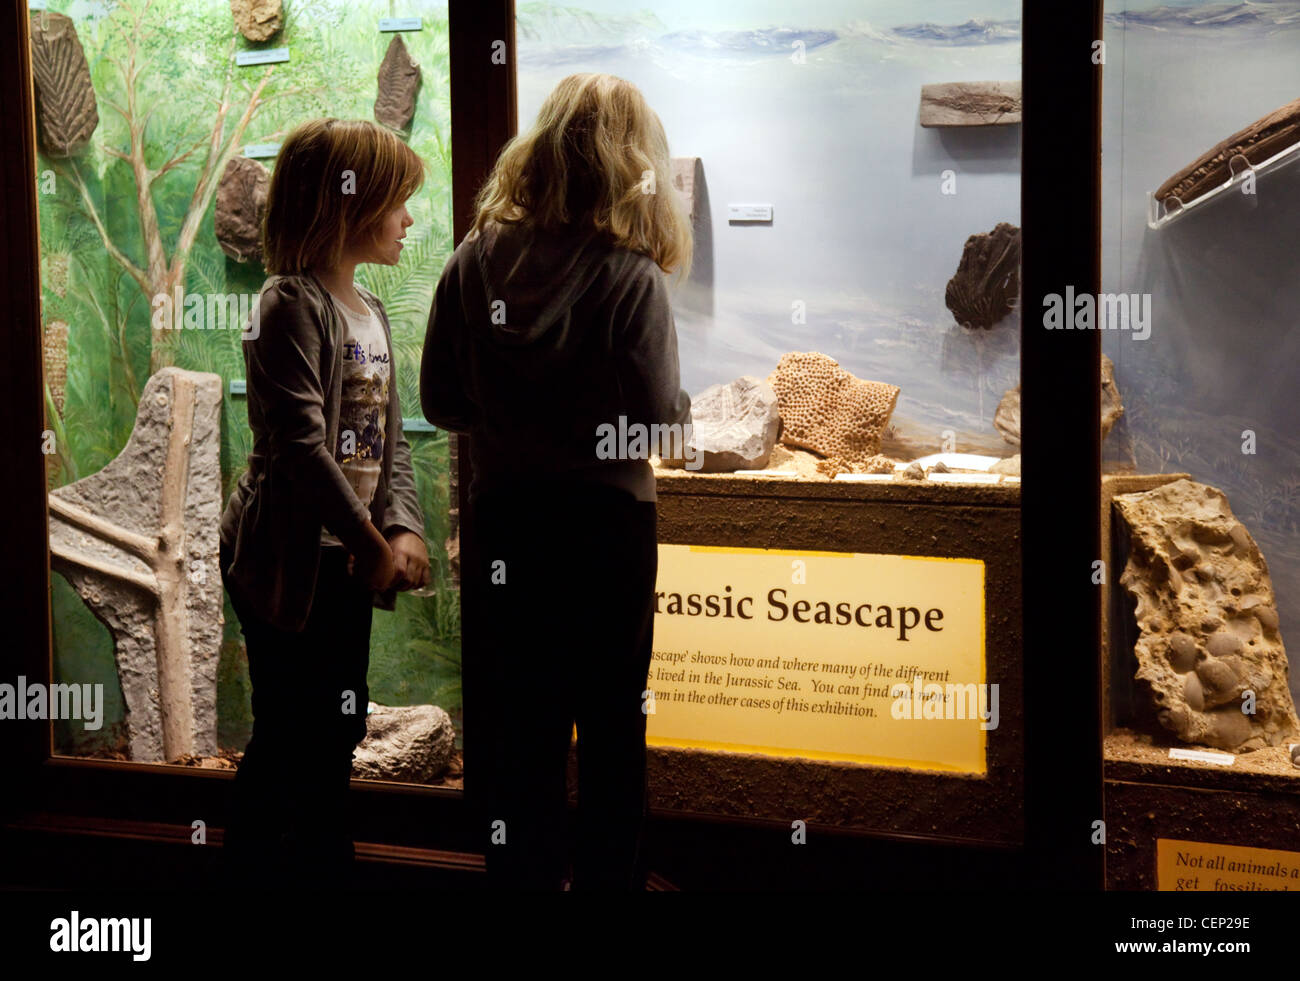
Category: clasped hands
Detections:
[{"x1": 347, "y1": 524, "x2": 430, "y2": 592}]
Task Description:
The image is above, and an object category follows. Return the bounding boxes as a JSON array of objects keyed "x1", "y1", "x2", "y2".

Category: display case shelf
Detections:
[{"x1": 1146, "y1": 139, "x2": 1300, "y2": 230}]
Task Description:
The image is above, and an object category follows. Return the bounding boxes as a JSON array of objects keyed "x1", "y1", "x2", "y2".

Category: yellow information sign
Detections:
[
  {"x1": 646, "y1": 544, "x2": 989, "y2": 773},
  {"x1": 1156, "y1": 838, "x2": 1300, "y2": 891}
]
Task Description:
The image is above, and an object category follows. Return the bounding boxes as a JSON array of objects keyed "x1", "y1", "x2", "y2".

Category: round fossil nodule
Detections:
[{"x1": 1167, "y1": 632, "x2": 1199, "y2": 673}]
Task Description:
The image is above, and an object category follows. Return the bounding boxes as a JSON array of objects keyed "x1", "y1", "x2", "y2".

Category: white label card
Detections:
[
  {"x1": 237, "y1": 48, "x2": 290, "y2": 66},
  {"x1": 1169, "y1": 747, "x2": 1234, "y2": 766}
]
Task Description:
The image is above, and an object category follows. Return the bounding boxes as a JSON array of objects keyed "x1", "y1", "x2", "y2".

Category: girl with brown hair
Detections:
[{"x1": 220, "y1": 117, "x2": 430, "y2": 885}]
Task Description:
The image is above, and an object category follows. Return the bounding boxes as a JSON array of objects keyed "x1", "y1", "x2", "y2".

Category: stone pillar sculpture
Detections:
[{"x1": 48, "y1": 368, "x2": 224, "y2": 762}]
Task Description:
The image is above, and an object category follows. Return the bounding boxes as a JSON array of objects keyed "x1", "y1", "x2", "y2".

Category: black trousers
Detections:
[
  {"x1": 220, "y1": 545, "x2": 372, "y2": 888},
  {"x1": 471, "y1": 481, "x2": 658, "y2": 891}
]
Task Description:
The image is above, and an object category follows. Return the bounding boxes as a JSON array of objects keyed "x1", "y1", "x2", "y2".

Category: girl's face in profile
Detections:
[{"x1": 357, "y1": 201, "x2": 413, "y2": 266}]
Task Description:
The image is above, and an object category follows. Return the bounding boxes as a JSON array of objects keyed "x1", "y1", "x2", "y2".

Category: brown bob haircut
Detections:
[
  {"x1": 263, "y1": 118, "x2": 425, "y2": 275},
  {"x1": 470, "y1": 73, "x2": 693, "y2": 283}
]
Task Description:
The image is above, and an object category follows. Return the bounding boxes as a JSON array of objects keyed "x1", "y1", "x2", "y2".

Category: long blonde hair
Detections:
[
  {"x1": 264, "y1": 118, "x2": 426, "y2": 275},
  {"x1": 470, "y1": 73, "x2": 693, "y2": 283}
]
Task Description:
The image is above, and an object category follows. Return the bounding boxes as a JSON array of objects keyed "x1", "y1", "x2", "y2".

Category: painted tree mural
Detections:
[{"x1": 35, "y1": 0, "x2": 459, "y2": 758}]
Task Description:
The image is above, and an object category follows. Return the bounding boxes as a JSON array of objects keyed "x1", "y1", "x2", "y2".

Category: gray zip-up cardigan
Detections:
[{"x1": 219, "y1": 272, "x2": 425, "y2": 633}]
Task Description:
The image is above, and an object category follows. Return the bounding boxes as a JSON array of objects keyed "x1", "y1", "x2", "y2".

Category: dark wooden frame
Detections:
[
  {"x1": 1021, "y1": 0, "x2": 1105, "y2": 889},
  {"x1": 0, "y1": 0, "x2": 516, "y2": 874},
  {"x1": 2, "y1": 0, "x2": 1105, "y2": 890}
]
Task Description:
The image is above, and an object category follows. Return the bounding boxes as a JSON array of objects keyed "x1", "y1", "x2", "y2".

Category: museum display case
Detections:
[
  {"x1": 1098, "y1": 2, "x2": 1300, "y2": 889},
  {"x1": 2, "y1": 0, "x2": 1107, "y2": 889},
  {"x1": 26, "y1": 0, "x2": 462, "y2": 784},
  {"x1": 514, "y1": 0, "x2": 1029, "y2": 843}
]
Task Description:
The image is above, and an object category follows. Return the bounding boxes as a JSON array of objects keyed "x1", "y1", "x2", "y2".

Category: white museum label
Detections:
[
  {"x1": 1168, "y1": 748, "x2": 1235, "y2": 766},
  {"x1": 379, "y1": 17, "x2": 423, "y2": 32},
  {"x1": 237, "y1": 48, "x2": 290, "y2": 67}
]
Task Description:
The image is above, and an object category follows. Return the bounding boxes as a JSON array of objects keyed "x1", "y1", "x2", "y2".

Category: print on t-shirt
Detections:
[{"x1": 323, "y1": 293, "x2": 390, "y2": 546}]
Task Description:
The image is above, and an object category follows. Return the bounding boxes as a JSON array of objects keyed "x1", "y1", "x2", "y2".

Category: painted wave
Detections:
[
  {"x1": 1105, "y1": 2, "x2": 1300, "y2": 31},
  {"x1": 516, "y1": 3, "x2": 1023, "y2": 59},
  {"x1": 657, "y1": 28, "x2": 839, "y2": 56},
  {"x1": 889, "y1": 19, "x2": 1020, "y2": 44}
]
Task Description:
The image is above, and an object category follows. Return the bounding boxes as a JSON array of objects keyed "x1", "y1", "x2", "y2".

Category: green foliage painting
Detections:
[{"x1": 35, "y1": 0, "x2": 459, "y2": 759}]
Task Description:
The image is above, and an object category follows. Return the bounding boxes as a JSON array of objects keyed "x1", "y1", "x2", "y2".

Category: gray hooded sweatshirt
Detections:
[{"x1": 420, "y1": 219, "x2": 691, "y2": 502}]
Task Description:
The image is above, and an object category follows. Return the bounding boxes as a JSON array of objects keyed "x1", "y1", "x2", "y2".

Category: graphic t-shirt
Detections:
[{"x1": 321, "y1": 291, "x2": 390, "y2": 547}]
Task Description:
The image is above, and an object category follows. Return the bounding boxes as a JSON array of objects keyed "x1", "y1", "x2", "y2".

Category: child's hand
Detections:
[
  {"x1": 351, "y1": 522, "x2": 397, "y2": 591},
  {"x1": 387, "y1": 531, "x2": 430, "y2": 591}
]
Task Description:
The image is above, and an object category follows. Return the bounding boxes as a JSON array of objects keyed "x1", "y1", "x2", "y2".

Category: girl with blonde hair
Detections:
[{"x1": 422, "y1": 73, "x2": 693, "y2": 891}]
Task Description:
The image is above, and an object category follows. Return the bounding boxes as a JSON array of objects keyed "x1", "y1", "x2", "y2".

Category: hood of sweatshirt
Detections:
[{"x1": 472, "y1": 219, "x2": 613, "y2": 347}]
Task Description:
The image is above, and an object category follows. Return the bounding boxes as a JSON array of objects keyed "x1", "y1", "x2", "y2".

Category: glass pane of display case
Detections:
[
  {"x1": 515, "y1": 1, "x2": 1025, "y2": 838},
  {"x1": 1101, "y1": 1, "x2": 1300, "y2": 889},
  {"x1": 33, "y1": 2, "x2": 461, "y2": 787},
  {"x1": 518, "y1": 2, "x2": 1023, "y2": 465}
]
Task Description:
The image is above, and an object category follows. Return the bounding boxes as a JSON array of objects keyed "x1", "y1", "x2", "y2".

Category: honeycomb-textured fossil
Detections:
[{"x1": 767, "y1": 352, "x2": 900, "y2": 463}]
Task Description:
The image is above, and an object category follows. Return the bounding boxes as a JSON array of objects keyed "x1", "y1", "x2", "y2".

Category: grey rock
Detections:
[
  {"x1": 48, "y1": 369, "x2": 224, "y2": 762},
  {"x1": 30, "y1": 11, "x2": 99, "y2": 157},
  {"x1": 374, "y1": 35, "x2": 421, "y2": 132},
  {"x1": 901, "y1": 461, "x2": 925, "y2": 481},
  {"x1": 215, "y1": 156, "x2": 269, "y2": 264},
  {"x1": 664, "y1": 376, "x2": 781, "y2": 473},
  {"x1": 352, "y1": 703, "x2": 455, "y2": 783},
  {"x1": 1115, "y1": 478, "x2": 1299, "y2": 752}
]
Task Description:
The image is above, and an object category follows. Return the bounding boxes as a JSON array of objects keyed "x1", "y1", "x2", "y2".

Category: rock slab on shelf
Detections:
[
  {"x1": 767, "y1": 352, "x2": 899, "y2": 464},
  {"x1": 29, "y1": 11, "x2": 99, "y2": 158},
  {"x1": 920, "y1": 81, "x2": 1021, "y2": 127},
  {"x1": 48, "y1": 369, "x2": 224, "y2": 762},
  {"x1": 945, "y1": 222, "x2": 1021, "y2": 331},
  {"x1": 663, "y1": 375, "x2": 779, "y2": 472},
  {"x1": 374, "y1": 34, "x2": 421, "y2": 131},
  {"x1": 672, "y1": 157, "x2": 701, "y2": 222},
  {"x1": 352, "y1": 704, "x2": 455, "y2": 783},
  {"x1": 1155, "y1": 96, "x2": 1300, "y2": 206},
  {"x1": 230, "y1": 0, "x2": 282, "y2": 42},
  {"x1": 1114, "y1": 478, "x2": 1298, "y2": 752},
  {"x1": 215, "y1": 156, "x2": 269, "y2": 264},
  {"x1": 994, "y1": 354, "x2": 1125, "y2": 446},
  {"x1": 1100, "y1": 352, "x2": 1124, "y2": 438}
]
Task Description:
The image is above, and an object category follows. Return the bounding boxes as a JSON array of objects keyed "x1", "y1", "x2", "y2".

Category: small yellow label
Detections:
[
  {"x1": 646, "y1": 544, "x2": 988, "y2": 773},
  {"x1": 1156, "y1": 838, "x2": 1300, "y2": 891}
]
